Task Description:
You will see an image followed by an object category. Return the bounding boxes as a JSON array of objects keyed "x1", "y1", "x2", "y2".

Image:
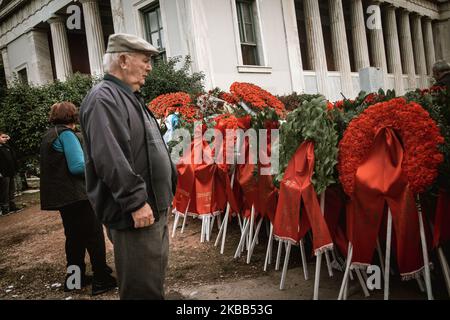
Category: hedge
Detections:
[{"x1": 0, "y1": 56, "x2": 205, "y2": 175}]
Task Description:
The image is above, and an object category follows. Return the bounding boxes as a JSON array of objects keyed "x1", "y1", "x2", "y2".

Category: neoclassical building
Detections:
[{"x1": 0, "y1": 0, "x2": 449, "y2": 101}]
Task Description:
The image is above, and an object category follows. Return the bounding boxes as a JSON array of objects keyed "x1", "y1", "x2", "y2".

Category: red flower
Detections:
[
  {"x1": 148, "y1": 92, "x2": 202, "y2": 122},
  {"x1": 230, "y1": 82, "x2": 286, "y2": 117},
  {"x1": 237, "y1": 115, "x2": 252, "y2": 130},
  {"x1": 219, "y1": 92, "x2": 239, "y2": 105},
  {"x1": 363, "y1": 93, "x2": 383, "y2": 105},
  {"x1": 334, "y1": 100, "x2": 345, "y2": 109},
  {"x1": 338, "y1": 97, "x2": 444, "y2": 195},
  {"x1": 148, "y1": 92, "x2": 192, "y2": 118}
]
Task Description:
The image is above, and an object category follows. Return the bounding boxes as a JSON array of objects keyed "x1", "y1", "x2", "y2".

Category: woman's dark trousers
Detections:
[{"x1": 59, "y1": 200, "x2": 108, "y2": 277}]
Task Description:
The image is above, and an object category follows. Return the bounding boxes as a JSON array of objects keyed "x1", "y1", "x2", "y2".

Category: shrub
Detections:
[
  {"x1": 0, "y1": 56, "x2": 204, "y2": 175},
  {"x1": 141, "y1": 55, "x2": 205, "y2": 103},
  {"x1": 277, "y1": 92, "x2": 323, "y2": 111},
  {"x1": 0, "y1": 73, "x2": 96, "y2": 175}
]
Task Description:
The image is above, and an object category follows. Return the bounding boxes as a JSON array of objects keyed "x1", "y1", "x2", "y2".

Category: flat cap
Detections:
[{"x1": 106, "y1": 33, "x2": 159, "y2": 55}]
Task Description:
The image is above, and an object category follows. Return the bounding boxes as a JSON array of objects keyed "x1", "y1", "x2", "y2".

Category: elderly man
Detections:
[
  {"x1": 432, "y1": 60, "x2": 450, "y2": 89},
  {"x1": 80, "y1": 34, "x2": 177, "y2": 300}
]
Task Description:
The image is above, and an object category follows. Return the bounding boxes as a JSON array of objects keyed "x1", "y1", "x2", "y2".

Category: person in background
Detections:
[
  {"x1": 0, "y1": 131, "x2": 20, "y2": 215},
  {"x1": 80, "y1": 33, "x2": 177, "y2": 300},
  {"x1": 432, "y1": 60, "x2": 450, "y2": 90},
  {"x1": 39, "y1": 102, "x2": 116, "y2": 295}
]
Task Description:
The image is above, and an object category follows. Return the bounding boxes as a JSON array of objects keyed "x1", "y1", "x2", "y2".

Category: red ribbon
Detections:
[
  {"x1": 173, "y1": 138, "x2": 236, "y2": 216},
  {"x1": 433, "y1": 189, "x2": 450, "y2": 247},
  {"x1": 273, "y1": 141, "x2": 333, "y2": 254},
  {"x1": 234, "y1": 139, "x2": 278, "y2": 221},
  {"x1": 348, "y1": 127, "x2": 424, "y2": 277},
  {"x1": 324, "y1": 186, "x2": 349, "y2": 256}
]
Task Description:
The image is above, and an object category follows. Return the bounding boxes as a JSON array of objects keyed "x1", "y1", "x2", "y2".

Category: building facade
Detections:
[{"x1": 0, "y1": 0, "x2": 449, "y2": 101}]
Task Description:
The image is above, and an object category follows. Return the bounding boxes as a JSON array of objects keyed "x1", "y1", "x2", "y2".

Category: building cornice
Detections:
[
  {"x1": 0, "y1": 0, "x2": 72, "y2": 48},
  {"x1": 0, "y1": 0, "x2": 28, "y2": 22},
  {"x1": 380, "y1": 0, "x2": 443, "y2": 19},
  {"x1": 439, "y1": 2, "x2": 450, "y2": 20}
]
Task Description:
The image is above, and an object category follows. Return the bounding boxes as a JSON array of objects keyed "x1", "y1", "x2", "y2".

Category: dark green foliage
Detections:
[
  {"x1": 140, "y1": 56, "x2": 205, "y2": 103},
  {"x1": 0, "y1": 56, "x2": 205, "y2": 175},
  {"x1": 276, "y1": 97, "x2": 339, "y2": 193},
  {"x1": 277, "y1": 92, "x2": 323, "y2": 111},
  {"x1": 0, "y1": 73, "x2": 97, "y2": 175}
]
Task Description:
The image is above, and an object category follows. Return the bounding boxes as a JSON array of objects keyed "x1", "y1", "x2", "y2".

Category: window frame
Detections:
[
  {"x1": 140, "y1": 1, "x2": 167, "y2": 64},
  {"x1": 14, "y1": 63, "x2": 28, "y2": 84},
  {"x1": 236, "y1": 0, "x2": 259, "y2": 65},
  {"x1": 232, "y1": 0, "x2": 267, "y2": 69}
]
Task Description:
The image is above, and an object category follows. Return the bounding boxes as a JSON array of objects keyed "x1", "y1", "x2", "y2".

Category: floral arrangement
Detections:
[
  {"x1": 329, "y1": 90, "x2": 396, "y2": 141},
  {"x1": 148, "y1": 92, "x2": 202, "y2": 123},
  {"x1": 404, "y1": 87, "x2": 450, "y2": 189},
  {"x1": 213, "y1": 113, "x2": 252, "y2": 133},
  {"x1": 338, "y1": 97, "x2": 444, "y2": 195},
  {"x1": 218, "y1": 92, "x2": 240, "y2": 106},
  {"x1": 195, "y1": 89, "x2": 237, "y2": 118},
  {"x1": 229, "y1": 82, "x2": 286, "y2": 117},
  {"x1": 327, "y1": 98, "x2": 356, "y2": 111},
  {"x1": 418, "y1": 85, "x2": 446, "y2": 96},
  {"x1": 276, "y1": 97, "x2": 339, "y2": 194},
  {"x1": 148, "y1": 92, "x2": 192, "y2": 118}
]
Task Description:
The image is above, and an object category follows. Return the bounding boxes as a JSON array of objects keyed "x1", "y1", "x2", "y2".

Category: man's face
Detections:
[
  {"x1": 123, "y1": 52, "x2": 152, "y2": 91},
  {"x1": 0, "y1": 134, "x2": 10, "y2": 144}
]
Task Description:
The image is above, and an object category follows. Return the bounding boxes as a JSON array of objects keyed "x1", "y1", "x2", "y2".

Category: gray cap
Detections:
[{"x1": 106, "y1": 33, "x2": 159, "y2": 55}]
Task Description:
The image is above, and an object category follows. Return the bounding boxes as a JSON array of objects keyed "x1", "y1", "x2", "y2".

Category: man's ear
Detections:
[{"x1": 119, "y1": 54, "x2": 128, "y2": 69}]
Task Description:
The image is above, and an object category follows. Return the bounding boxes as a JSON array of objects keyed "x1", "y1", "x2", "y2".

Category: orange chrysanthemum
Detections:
[
  {"x1": 230, "y1": 82, "x2": 286, "y2": 116},
  {"x1": 338, "y1": 97, "x2": 444, "y2": 195}
]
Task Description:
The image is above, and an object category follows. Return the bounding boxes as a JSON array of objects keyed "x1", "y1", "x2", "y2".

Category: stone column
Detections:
[
  {"x1": 423, "y1": 18, "x2": 436, "y2": 76},
  {"x1": 304, "y1": 0, "x2": 328, "y2": 97},
  {"x1": 27, "y1": 29, "x2": 54, "y2": 85},
  {"x1": 411, "y1": 14, "x2": 427, "y2": 88},
  {"x1": 368, "y1": 2, "x2": 388, "y2": 87},
  {"x1": 184, "y1": 0, "x2": 215, "y2": 89},
  {"x1": 384, "y1": 5, "x2": 403, "y2": 94},
  {"x1": 48, "y1": 16, "x2": 73, "y2": 81},
  {"x1": 433, "y1": 19, "x2": 450, "y2": 62},
  {"x1": 399, "y1": 10, "x2": 416, "y2": 89},
  {"x1": 329, "y1": 0, "x2": 353, "y2": 97},
  {"x1": 110, "y1": 0, "x2": 126, "y2": 33},
  {"x1": 281, "y1": 0, "x2": 305, "y2": 93},
  {"x1": 80, "y1": 0, "x2": 105, "y2": 76},
  {"x1": 1, "y1": 47, "x2": 12, "y2": 87},
  {"x1": 350, "y1": 0, "x2": 370, "y2": 71}
]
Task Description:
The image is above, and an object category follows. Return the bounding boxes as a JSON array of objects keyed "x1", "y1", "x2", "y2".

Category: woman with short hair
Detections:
[{"x1": 40, "y1": 101, "x2": 116, "y2": 296}]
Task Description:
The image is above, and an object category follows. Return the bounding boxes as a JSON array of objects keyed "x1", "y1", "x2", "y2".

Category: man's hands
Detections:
[{"x1": 131, "y1": 203, "x2": 155, "y2": 228}]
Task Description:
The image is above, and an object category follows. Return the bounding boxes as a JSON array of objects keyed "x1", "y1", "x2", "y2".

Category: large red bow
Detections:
[
  {"x1": 273, "y1": 141, "x2": 333, "y2": 255},
  {"x1": 347, "y1": 127, "x2": 425, "y2": 278}
]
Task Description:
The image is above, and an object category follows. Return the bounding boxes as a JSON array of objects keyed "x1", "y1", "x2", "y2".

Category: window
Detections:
[
  {"x1": 142, "y1": 4, "x2": 165, "y2": 63},
  {"x1": 236, "y1": 0, "x2": 260, "y2": 66},
  {"x1": 17, "y1": 68, "x2": 28, "y2": 84}
]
